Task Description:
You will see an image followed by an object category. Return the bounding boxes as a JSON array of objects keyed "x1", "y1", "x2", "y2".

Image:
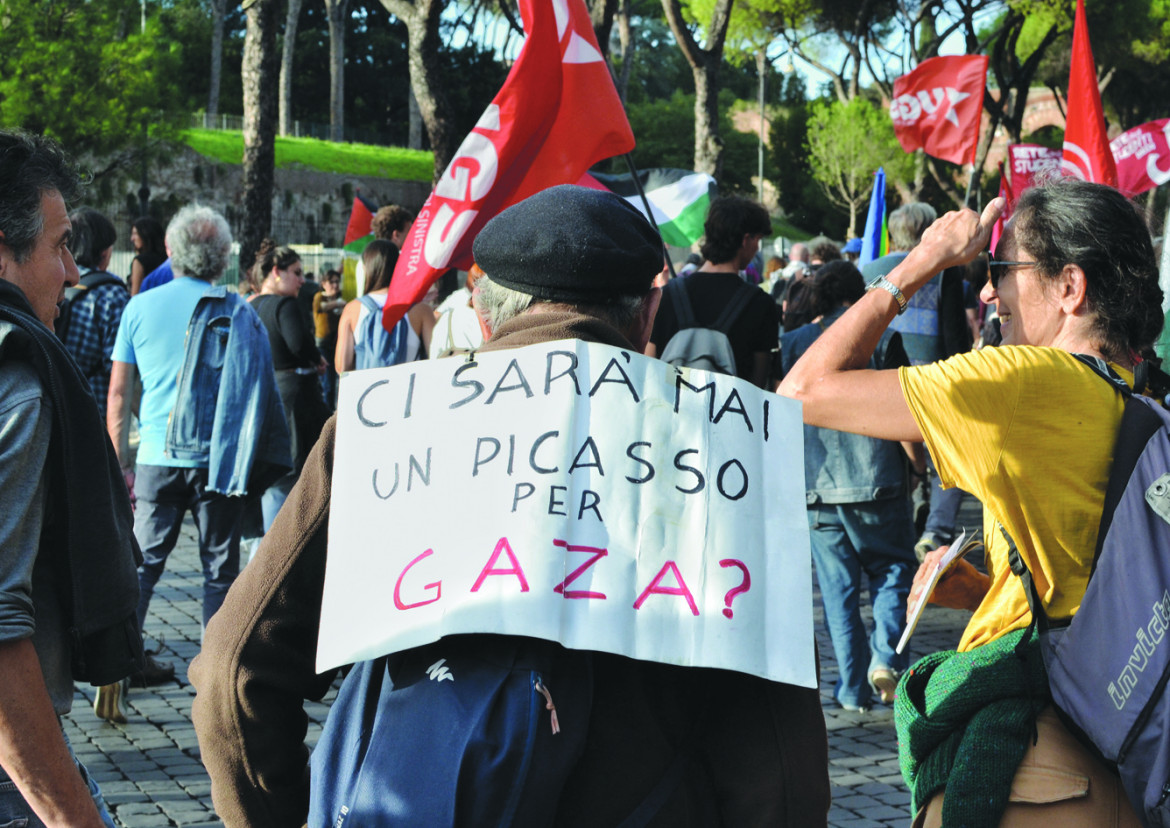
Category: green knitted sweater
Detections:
[{"x1": 895, "y1": 629, "x2": 1050, "y2": 827}]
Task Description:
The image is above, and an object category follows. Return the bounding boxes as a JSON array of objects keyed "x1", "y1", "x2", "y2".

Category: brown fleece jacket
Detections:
[{"x1": 190, "y1": 311, "x2": 830, "y2": 828}]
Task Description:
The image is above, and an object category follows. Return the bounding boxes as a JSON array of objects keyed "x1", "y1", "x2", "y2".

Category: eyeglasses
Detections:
[{"x1": 987, "y1": 260, "x2": 1034, "y2": 289}]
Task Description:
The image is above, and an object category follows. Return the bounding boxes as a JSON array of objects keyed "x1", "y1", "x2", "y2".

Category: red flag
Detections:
[
  {"x1": 1110, "y1": 119, "x2": 1170, "y2": 197},
  {"x1": 1007, "y1": 143, "x2": 1062, "y2": 192},
  {"x1": 342, "y1": 193, "x2": 377, "y2": 248},
  {"x1": 890, "y1": 55, "x2": 988, "y2": 166},
  {"x1": 383, "y1": 0, "x2": 635, "y2": 330},
  {"x1": 991, "y1": 163, "x2": 1015, "y2": 254},
  {"x1": 1061, "y1": 0, "x2": 1117, "y2": 186}
]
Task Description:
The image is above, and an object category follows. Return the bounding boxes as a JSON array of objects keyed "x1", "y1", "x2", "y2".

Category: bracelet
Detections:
[{"x1": 866, "y1": 275, "x2": 908, "y2": 315}]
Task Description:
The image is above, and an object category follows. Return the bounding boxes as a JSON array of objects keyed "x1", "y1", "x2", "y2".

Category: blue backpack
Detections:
[
  {"x1": 1008, "y1": 357, "x2": 1170, "y2": 827},
  {"x1": 308, "y1": 637, "x2": 592, "y2": 827},
  {"x1": 354, "y1": 295, "x2": 417, "y2": 370}
]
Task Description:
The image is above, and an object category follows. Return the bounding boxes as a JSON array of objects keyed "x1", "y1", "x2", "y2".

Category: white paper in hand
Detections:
[{"x1": 896, "y1": 529, "x2": 973, "y2": 655}]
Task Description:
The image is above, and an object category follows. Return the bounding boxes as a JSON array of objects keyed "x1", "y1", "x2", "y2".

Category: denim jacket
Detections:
[
  {"x1": 781, "y1": 308, "x2": 909, "y2": 505},
  {"x1": 165, "y1": 287, "x2": 291, "y2": 496}
]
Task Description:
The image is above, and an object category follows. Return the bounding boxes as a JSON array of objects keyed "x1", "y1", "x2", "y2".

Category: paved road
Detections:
[{"x1": 63, "y1": 499, "x2": 982, "y2": 827}]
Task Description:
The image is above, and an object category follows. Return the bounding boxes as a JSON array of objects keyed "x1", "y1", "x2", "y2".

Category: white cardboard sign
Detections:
[{"x1": 318, "y1": 339, "x2": 815, "y2": 687}]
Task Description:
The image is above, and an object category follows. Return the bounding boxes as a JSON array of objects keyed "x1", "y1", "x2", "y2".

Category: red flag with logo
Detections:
[
  {"x1": 1061, "y1": 0, "x2": 1117, "y2": 186},
  {"x1": 1007, "y1": 143, "x2": 1062, "y2": 192},
  {"x1": 383, "y1": 0, "x2": 635, "y2": 330},
  {"x1": 890, "y1": 55, "x2": 988, "y2": 166},
  {"x1": 1110, "y1": 119, "x2": 1170, "y2": 197}
]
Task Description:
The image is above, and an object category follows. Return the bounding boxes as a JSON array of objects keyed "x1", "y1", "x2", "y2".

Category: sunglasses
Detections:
[{"x1": 987, "y1": 260, "x2": 1033, "y2": 289}]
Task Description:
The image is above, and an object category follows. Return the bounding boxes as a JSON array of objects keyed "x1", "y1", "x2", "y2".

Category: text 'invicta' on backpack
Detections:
[
  {"x1": 1006, "y1": 355, "x2": 1170, "y2": 827},
  {"x1": 658, "y1": 278, "x2": 758, "y2": 377}
]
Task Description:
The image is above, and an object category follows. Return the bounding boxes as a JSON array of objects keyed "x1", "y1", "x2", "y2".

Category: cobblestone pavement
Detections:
[{"x1": 63, "y1": 499, "x2": 981, "y2": 827}]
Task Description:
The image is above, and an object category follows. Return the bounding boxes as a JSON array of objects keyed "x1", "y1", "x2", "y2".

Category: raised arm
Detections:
[{"x1": 777, "y1": 200, "x2": 1003, "y2": 442}]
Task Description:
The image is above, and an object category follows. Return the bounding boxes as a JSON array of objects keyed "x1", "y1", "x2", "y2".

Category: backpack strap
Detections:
[
  {"x1": 1071, "y1": 353, "x2": 1134, "y2": 396},
  {"x1": 711, "y1": 281, "x2": 759, "y2": 335},
  {"x1": 1092, "y1": 398, "x2": 1163, "y2": 572},
  {"x1": 1001, "y1": 523, "x2": 1050, "y2": 640},
  {"x1": 79, "y1": 271, "x2": 126, "y2": 292},
  {"x1": 665, "y1": 279, "x2": 696, "y2": 330},
  {"x1": 359, "y1": 294, "x2": 381, "y2": 314}
]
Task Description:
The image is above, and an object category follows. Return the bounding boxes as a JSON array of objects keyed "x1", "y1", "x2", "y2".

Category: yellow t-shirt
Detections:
[{"x1": 899, "y1": 346, "x2": 1130, "y2": 651}]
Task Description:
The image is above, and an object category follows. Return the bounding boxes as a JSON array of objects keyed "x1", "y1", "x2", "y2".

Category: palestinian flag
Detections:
[
  {"x1": 590, "y1": 169, "x2": 716, "y2": 247},
  {"x1": 342, "y1": 191, "x2": 379, "y2": 255}
]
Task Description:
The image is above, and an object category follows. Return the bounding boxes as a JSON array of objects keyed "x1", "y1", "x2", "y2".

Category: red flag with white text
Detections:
[
  {"x1": 1110, "y1": 119, "x2": 1170, "y2": 197},
  {"x1": 1061, "y1": 0, "x2": 1117, "y2": 186},
  {"x1": 1007, "y1": 143, "x2": 1062, "y2": 192},
  {"x1": 890, "y1": 55, "x2": 988, "y2": 166},
  {"x1": 383, "y1": 0, "x2": 635, "y2": 330}
]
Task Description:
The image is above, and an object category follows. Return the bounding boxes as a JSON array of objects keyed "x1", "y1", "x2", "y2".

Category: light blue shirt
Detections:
[{"x1": 112, "y1": 277, "x2": 215, "y2": 467}]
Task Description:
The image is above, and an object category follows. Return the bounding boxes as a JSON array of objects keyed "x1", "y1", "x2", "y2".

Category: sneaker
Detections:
[
  {"x1": 132, "y1": 652, "x2": 175, "y2": 687},
  {"x1": 869, "y1": 667, "x2": 899, "y2": 705},
  {"x1": 914, "y1": 532, "x2": 943, "y2": 563},
  {"x1": 93, "y1": 678, "x2": 129, "y2": 724},
  {"x1": 839, "y1": 701, "x2": 871, "y2": 714}
]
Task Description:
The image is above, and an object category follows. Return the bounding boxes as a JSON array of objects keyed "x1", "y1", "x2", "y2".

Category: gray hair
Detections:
[
  {"x1": 476, "y1": 274, "x2": 646, "y2": 332},
  {"x1": 0, "y1": 130, "x2": 83, "y2": 263},
  {"x1": 888, "y1": 202, "x2": 937, "y2": 251},
  {"x1": 166, "y1": 205, "x2": 232, "y2": 281}
]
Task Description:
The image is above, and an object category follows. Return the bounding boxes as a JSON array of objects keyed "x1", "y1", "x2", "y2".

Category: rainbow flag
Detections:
[{"x1": 860, "y1": 168, "x2": 888, "y2": 266}]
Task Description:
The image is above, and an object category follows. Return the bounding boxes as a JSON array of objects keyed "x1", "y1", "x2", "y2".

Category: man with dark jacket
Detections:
[
  {"x1": 191, "y1": 185, "x2": 830, "y2": 827},
  {"x1": 0, "y1": 130, "x2": 143, "y2": 825}
]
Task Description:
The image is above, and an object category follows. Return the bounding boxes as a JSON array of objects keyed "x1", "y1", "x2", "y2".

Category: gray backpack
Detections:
[{"x1": 659, "y1": 278, "x2": 757, "y2": 376}]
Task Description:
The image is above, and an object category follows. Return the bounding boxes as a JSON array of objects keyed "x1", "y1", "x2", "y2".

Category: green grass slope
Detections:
[{"x1": 182, "y1": 129, "x2": 434, "y2": 182}]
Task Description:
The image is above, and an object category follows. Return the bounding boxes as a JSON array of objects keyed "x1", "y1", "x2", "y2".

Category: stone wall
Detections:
[{"x1": 90, "y1": 143, "x2": 432, "y2": 252}]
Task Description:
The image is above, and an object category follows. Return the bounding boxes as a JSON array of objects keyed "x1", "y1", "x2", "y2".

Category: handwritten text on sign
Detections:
[{"x1": 318, "y1": 340, "x2": 814, "y2": 687}]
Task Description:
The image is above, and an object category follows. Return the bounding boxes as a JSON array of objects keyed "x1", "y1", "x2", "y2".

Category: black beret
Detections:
[{"x1": 472, "y1": 184, "x2": 662, "y2": 303}]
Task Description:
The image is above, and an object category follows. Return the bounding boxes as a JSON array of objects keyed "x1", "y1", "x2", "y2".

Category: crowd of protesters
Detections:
[{"x1": 0, "y1": 124, "x2": 1164, "y2": 827}]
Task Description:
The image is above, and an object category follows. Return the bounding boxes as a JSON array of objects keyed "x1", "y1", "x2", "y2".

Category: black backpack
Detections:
[{"x1": 55, "y1": 271, "x2": 126, "y2": 343}]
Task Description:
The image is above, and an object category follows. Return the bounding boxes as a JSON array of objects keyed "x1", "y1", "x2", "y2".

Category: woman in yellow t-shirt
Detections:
[{"x1": 779, "y1": 178, "x2": 1163, "y2": 828}]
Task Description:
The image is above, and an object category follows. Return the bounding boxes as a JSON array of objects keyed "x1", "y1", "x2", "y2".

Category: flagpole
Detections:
[
  {"x1": 963, "y1": 164, "x2": 977, "y2": 208},
  {"x1": 623, "y1": 154, "x2": 679, "y2": 280}
]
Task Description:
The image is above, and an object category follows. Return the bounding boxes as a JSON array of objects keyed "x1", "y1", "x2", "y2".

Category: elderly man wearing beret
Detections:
[{"x1": 191, "y1": 185, "x2": 830, "y2": 827}]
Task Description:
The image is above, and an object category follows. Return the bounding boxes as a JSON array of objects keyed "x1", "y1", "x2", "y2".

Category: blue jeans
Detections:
[
  {"x1": 923, "y1": 448, "x2": 965, "y2": 542},
  {"x1": 0, "y1": 731, "x2": 115, "y2": 827},
  {"x1": 134, "y1": 464, "x2": 245, "y2": 630},
  {"x1": 809, "y1": 499, "x2": 916, "y2": 708},
  {"x1": 260, "y1": 472, "x2": 294, "y2": 532}
]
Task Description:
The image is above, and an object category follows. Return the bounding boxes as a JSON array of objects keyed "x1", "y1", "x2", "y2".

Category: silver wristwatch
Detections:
[{"x1": 866, "y1": 275, "x2": 908, "y2": 315}]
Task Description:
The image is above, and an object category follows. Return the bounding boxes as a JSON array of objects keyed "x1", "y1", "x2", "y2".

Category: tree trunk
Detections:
[
  {"x1": 240, "y1": 0, "x2": 279, "y2": 274},
  {"x1": 208, "y1": 0, "x2": 227, "y2": 119},
  {"x1": 661, "y1": 0, "x2": 732, "y2": 180},
  {"x1": 691, "y1": 62, "x2": 723, "y2": 177},
  {"x1": 408, "y1": 86, "x2": 423, "y2": 150},
  {"x1": 325, "y1": 0, "x2": 350, "y2": 142},
  {"x1": 586, "y1": 0, "x2": 617, "y2": 61},
  {"x1": 279, "y1": 0, "x2": 304, "y2": 136},
  {"x1": 378, "y1": 0, "x2": 455, "y2": 181},
  {"x1": 616, "y1": 0, "x2": 632, "y2": 104}
]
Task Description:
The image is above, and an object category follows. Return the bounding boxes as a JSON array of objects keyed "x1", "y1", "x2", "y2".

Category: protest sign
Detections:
[{"x1": 318, "y1": 339, "x2": 816, "y2": 688}]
